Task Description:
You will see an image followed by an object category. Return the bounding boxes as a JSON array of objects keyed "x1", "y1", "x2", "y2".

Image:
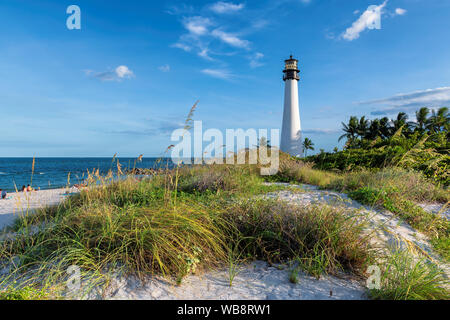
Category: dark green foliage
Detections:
[{"x1": 307, "y1": 106, "x2": 449, "y2": 185}]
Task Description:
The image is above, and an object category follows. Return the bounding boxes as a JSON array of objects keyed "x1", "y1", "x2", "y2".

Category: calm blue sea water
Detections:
[{"x1": 0, "y1": 158, "x2": 172, "y2": 192}]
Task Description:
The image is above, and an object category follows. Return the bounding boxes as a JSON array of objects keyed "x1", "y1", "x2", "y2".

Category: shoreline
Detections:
[{"x1": 0, "y1": 187, "x2": 79, "y2": 231}]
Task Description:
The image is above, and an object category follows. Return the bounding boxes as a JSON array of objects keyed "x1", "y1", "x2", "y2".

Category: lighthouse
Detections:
[{"x1": 280, "y1": 55, "x2": 302, "y2": 157}]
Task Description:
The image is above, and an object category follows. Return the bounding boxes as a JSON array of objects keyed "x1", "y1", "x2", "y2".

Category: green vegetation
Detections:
[
  {"x1": 368, "y1": 250, "x2": 449, "y2": 300},
  {"x1": 273, "y1": 154, "x2": 449, "y2": 260},
  {"x1": 307, "y1": 107, "x2": 449, "y2": 186},
  {"x1": 286, "y1": 107, "x2": 449, "y2": 261},
  {"x1": 302, "y1": 137, "x2": 315, "y2": 157},
  {"x1": 0, "y1": 285, "x2": 50, "y2": 300},
  {"x1": 0, "y1": 162, "x2": 374, "y2": 299}
]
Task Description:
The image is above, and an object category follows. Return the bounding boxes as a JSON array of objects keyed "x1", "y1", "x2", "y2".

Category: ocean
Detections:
[{"x1": 0, "y1": 158, "x2": 172, "y2": 192}]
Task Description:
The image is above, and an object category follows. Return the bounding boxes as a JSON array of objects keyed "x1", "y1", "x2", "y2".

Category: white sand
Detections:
[
  {"x1": 96, "y1": 261, "x2": 366, "y2": 300},
  {"x1": 417, "y1": 203, "x2": 450, "y2": 220},
  {"x1": 0, "y1": 187, "x2": 78, "y2": 231}
]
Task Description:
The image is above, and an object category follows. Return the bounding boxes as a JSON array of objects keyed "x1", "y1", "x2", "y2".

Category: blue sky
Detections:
[{"x1": 0, "y1": 0, "x2": 449, "y2": 157}]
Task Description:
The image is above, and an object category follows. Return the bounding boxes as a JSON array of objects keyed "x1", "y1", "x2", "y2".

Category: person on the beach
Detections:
[
  {"x1": 0, "y1": 189, "x2": 6, "y2": 199},
  {"x1": 21, "y1": 185, "x2": 26, "y2": 192},
  {"x1": 27, "y1": 184, "x2": 34, "y2": 192}
]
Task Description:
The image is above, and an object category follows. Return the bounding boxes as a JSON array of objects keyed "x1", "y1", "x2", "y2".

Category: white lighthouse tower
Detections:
[{"x1": 280, "y1": 55, "x2": 302, "y2": 157}]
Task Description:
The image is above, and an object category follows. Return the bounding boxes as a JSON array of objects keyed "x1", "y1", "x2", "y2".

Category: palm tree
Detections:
[
  {"x1": 357, "y1": 116, "x2": 370, "y2": 139},
  {"x1": 412, "y1": 107, "x2": 430, "y2": 133},
  {"x1": 338, "y1": 116, "x2": 359, "y2": 144},
  {"x1": 427, "y1": 107, "x2": 449, "y2": 133},
  {"x1": 392, "y1": 112, "x2": 408, "y2": 131},
  {"x1": 302, "y1": 138, "x2": 315, "y2": 157},
  {"x1": 379, "y1": 117, "x2": 391, "y2": 138},
  {"x1": 366, "y1": 119, "x2": 382, "y2": 140}
]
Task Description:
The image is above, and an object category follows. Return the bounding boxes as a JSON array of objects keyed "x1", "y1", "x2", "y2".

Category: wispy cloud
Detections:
[
  {"x1": 210, "y1": 2, "x2": 245, "y2": 14},
  {"x1": 341, "y1": 1, "x2": 387, "y2": 41},
  {"x1": 395, "y1": 8, "x2": 407, "y2": 16},
  {"x1": 171, "y1": 42, "x2": 192, "y2": 52},
  {"x1": 249, "y1": 52, "x2": 264, "y2": 68},
  {"x1": 170, "y1": 4, "x2": 255, "y2": 63},
  {"x1": 86, "y1": 65, "x2": 134, "y2": 82},
  {"x1": 158, "y1": 64, "x2": 170, "y2": 72},
  {"x1": 211, "y1": 29, "x2": 250, "y2": 48},
  {"x1": 183, "y1": 16, "x2": 212, "y2": 36},
  {"x1": 357, "y1": 87, "x2": 450, "y2": 115},
  {"x1": 303, "y1": 128, "x2": 340, "y2": 134},
  {"x1": 165, "y1": 4, "x2": 194, "y2": 16},
  {"x1": 109, "y1": 120, "x2": 184, "y2": 137},
  {"x1": 201, "y1": 68, "x2": 233, "y2": 79}
]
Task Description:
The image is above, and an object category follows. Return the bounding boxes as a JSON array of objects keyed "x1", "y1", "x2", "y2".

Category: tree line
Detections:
[{"x1": 339, "y1": 107, "x2": 449, "y2": 148}]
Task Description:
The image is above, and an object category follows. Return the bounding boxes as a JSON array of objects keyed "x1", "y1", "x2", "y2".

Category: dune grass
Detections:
[
  {"x1": 270, "y1": 154, "x2": 449, "y2": 261},
  {"x1": 368, "y1": 250, "x2": 449, "y2": 300},
  {"x1": 223, "y1": 199, "x2": 371, "y2": 278}
]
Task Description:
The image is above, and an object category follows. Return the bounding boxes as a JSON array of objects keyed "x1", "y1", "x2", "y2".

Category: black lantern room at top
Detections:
[{"x1": 283, "y1": 55, "x2": 300, "y2": 81}]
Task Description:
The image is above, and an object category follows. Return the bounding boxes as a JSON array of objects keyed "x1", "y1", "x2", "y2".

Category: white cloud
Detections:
[
  {"x1": 198, "y1": 48, "x2": 214, "y2": 61},
  {"x1": 249, "y1": 52, "x2": 264, "y2": 68},
  {"x1": 357, "y1": 87, "x2": 450, "y2": 115},
  {"x1": 183, "y1": 16, "x2": 212, "y2": 36},
  {"x1": 395, "y1": 8, "x2": 407, "y2": 16},
  {"x1": 211, "y1": 29, "x2": 250, "y2": 48},
  {"x1": 87, "y1": 65, "x2": 134, "y2": 81},
  {"x1": 158, "y1": 65, "x2": 170, "y2": 72},
  {"x1": 210, "y1": 2, "x2": 244, "y2": 14},
  {"x1": 201, "y1": 68, "x2": 233, "y2": 79},
  {"x1": 341, "y1": 1, "x2": 387, "y2": 41},
  {"x1": 115, "y1": 65, "x2": 134, "y2": 79},
  {"x1": 171, "y1": 43, "x2": 192, "y2": 52}
]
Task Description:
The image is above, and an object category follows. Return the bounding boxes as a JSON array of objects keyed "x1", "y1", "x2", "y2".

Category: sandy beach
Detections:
[{"x1": 0, "y1": 187, "x2": 78, "y2": 231}]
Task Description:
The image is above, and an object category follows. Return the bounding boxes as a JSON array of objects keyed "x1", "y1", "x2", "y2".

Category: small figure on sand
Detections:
[
  {"x1": 21, "y1": 185, "x2": 26, "y2": 192},
  {"x1": 27, "y1": 184, "x2": 34, "y2": 192},
  {"x1": 74, "y1": 183, "x2": 87, "y2": 190},
  {"x1": 0, "y1": 188, "x2": 7, "y2": 199}
]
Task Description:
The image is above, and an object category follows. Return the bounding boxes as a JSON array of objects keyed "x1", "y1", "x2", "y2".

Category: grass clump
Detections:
[
  {"x1": 176, "y1": 164, "x2": 272, "y2": 195},
  {"x1": 270, "y1": 154, "x2": 338, "y2": 188},
  {"x1": 368, "y1": 250, "x2": 449, "y2": 300},
  {"x1": 223, "y1": 199, "x2": 371, "y2": 278},
  {"x1": 0, "y1": 182, "x2": 228, "y2": 288}
]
